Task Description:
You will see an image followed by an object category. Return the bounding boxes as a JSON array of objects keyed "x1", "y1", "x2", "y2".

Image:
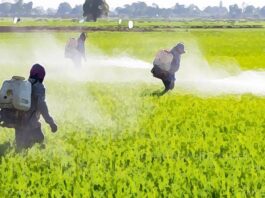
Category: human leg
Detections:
[{"x1": 15, "y1": 127, "x2": 44, "y2": 151}]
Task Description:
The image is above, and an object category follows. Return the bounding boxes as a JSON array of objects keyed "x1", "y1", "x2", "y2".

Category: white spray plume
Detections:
[
  {"x1": 1, "y1": 35, "x2": 265, "y2": 96},
  {"x1": 176, "y1": 41, "x2": 265, "y2": 96}
]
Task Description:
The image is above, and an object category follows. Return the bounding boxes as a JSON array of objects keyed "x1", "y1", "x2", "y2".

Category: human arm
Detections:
[
  {"x1": 35, "y1": 85, "x2": 57, "y2": 132},
  {"x1": 0, "y1": 109, "x2": 3, "y2": 127},
  {"x1": 169, "y1": 49, "x2": 181, "y2": 74},
  {"x1": 81, "y1": 44, "x2": 86, "y2": 61},
  {"x1": 169, "y1": 57, "x2": 180, "y2": 74},
  {"x1": 77, "y1": 39, "x2": 86, "y2": 61}
]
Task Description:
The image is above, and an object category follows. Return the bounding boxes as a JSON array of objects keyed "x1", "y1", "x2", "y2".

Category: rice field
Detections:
[{"x1": 0, "y1": 21, "x2": 265, "y2": 197}]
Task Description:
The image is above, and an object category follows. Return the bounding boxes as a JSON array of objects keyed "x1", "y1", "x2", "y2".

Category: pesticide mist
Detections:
[
  {"x1": 1, "y1": 35, "x2": 265, "y2": 96},
  {"x1": 50, "y1": 37, "x2": 265, "y2": 97},
  {"x1": 176, "y1": 42, "x2": 265, "y2": 96}
]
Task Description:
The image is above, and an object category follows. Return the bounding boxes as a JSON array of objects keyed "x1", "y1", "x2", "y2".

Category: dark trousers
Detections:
[
  {"x1": 162, "y1": 78, "x2": 175, "y2": 91},
  {"x1": 15, "y1": 127, "x2": 44, "y2": 150},
  {"x1": 152, "y1": 65, "x2": 175, "y2": 92}
]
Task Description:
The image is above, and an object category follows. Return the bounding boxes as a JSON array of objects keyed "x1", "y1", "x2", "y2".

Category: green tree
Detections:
[
  {"x1": 57, "y1": 2, "x2": 72, "y2": 16},
  {"x1": 83, "y1": 0, "x2": 109, "y2": 22}
]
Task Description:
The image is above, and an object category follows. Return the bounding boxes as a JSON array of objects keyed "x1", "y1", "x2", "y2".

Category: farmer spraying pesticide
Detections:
[
  {"x1": 152, "y1": 43, "x2": 185, "y2": 95},
  {"x1": 65, "y1": 32, "x2": 87, "y2": 67},
  {"x1": 0, "y1": 64, "x2": 57, "y2": 150}
]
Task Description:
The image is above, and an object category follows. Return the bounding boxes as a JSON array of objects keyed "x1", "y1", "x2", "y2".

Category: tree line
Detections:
[
  {"x1": 0, "y1": 0, "x2": 109, "y2": 21},
  {"x1": 0, "y1": 0, "x2": 265, "y2": 19},
  {"x1": 0, "y1": 0, "x2": 83, "y2": 17},
  {"x1": 114, "y1": 2, "x2": 265, "y2": 19}
]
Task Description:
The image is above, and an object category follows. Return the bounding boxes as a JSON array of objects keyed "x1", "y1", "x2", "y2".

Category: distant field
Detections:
[
  {"x1": 1, "y1": 29, "x2": 265, "y2": 69},
  {"x1": 0, "y1": 18, "x2": 264, "y2": 30}
]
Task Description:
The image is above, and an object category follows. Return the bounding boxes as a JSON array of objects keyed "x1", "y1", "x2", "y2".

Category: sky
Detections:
[{"x1": 2, "y1": 0, "x2": 265, "y2": 9}]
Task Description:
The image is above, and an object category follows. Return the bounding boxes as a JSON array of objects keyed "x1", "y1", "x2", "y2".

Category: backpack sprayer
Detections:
[
  {"x1": 151, "y1": 50, "x2": 173, "y2": 79},
  {"x1": 65, "y1": 38, "x2": 79, "y2": 59},
  {"x1": 0, "y1": 76, "x2": 31, "y2": 128}
]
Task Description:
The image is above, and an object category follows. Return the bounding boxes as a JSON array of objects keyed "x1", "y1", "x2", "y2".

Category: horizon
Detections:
[{"x1": 1, "y1": 0, "x2": 265, "y2": 10}]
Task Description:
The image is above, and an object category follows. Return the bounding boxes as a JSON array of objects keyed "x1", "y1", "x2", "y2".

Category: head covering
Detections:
[
  {"x1": 79, "y1": 32, "x2": 87, "y2": 41},
  {"x1": 175, "y1": 43, "x2": 185, "y2": 54},
  {"x1": 29, "y1": 64, "x2": 46, "y2": 83}
]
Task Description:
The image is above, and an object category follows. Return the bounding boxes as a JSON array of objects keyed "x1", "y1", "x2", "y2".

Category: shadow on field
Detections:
[
  {"x1": 141, "y1": 89, "x2": 165, "y2": 97},
  {"x1": 0, "y1": 142, "x2": 11, "y2": 157}
]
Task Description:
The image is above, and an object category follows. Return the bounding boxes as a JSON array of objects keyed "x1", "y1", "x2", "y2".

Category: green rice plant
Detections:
[{"x1": 0, "y1": 28, "x2": 265, "y2": 197}]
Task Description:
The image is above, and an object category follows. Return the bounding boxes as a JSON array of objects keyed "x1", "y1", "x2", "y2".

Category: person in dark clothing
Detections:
[
  {"x1": 153, "y1": 43, "x2": 185, "y2": 96},
  {"x1": 15, "y1": 64, "x2": 57, "y2": 150},
  {"x1": 77, "y1": 32, "x2": 87, "y2": 59},
  {"x1": 73, "y1": 32, "x2": 87, "y2": 67}
]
